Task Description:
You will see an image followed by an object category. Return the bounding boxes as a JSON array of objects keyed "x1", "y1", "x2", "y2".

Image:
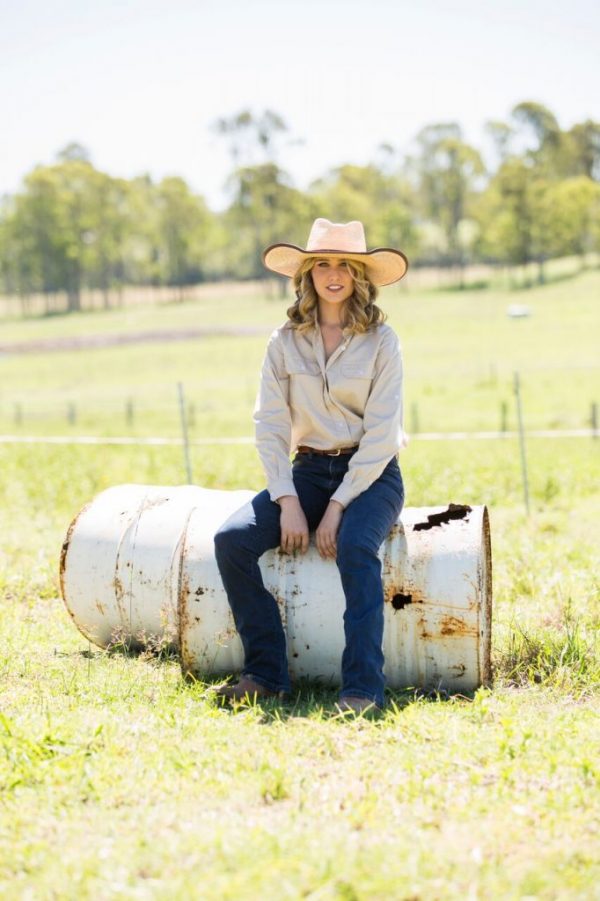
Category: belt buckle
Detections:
[{"x1": 327, "y1": 449, "x2": 342, "y2": 456}]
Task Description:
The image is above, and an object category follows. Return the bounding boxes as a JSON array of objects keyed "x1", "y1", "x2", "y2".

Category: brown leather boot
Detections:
[
  {"x1": 215, "y1": 675, "x2": 285, "y2": 704},
  {"x1": 336, "y1": 696, "x2": 381, "y2": 715}
]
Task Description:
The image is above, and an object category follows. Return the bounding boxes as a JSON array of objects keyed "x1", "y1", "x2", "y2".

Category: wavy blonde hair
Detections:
[{"x1": 286, "y1": 257, "x2": 385, "y2": 334}]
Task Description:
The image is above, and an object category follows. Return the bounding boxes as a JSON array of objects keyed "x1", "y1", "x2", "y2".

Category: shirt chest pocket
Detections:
[{"x1": 285, "y1": 354, "x2": 321, "y2": 378}]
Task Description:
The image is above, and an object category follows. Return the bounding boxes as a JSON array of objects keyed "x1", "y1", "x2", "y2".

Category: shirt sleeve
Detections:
[
  {"x1": 253, "y1": 330, "x2": 297, "y2": 502},
  {"x1": 331, "y1": 328, "x2": 404, "y2": 508}
]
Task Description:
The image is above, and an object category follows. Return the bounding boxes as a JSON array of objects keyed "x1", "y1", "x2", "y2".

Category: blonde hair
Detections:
[{"x1": 286, "y1": 257, "x2": 385, "y2": 334}]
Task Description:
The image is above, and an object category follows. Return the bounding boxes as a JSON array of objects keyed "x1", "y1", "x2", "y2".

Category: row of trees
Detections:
[{"x1": 1, "y1": 102, "x2": 600, "y2": 312}]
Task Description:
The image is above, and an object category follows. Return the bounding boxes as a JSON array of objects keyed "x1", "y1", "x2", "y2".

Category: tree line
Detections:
[{"x1": 1, "y1": 101, "x2": 599, "y2": 313}]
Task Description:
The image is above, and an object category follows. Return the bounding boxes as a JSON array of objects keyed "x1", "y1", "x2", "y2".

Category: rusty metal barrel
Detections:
[{"x1": 60, "y1": 485, "x2": 492, "y2": 692}]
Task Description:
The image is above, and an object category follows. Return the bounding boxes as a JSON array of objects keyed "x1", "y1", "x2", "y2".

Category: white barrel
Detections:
[{"x1": 60, "y1": 485, "x2": 492, "y2": 692}]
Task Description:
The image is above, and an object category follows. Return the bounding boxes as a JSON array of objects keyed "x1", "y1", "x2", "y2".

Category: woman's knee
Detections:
[{"x1": 336, "y1": 532, "x2": 378, "y2": 569}]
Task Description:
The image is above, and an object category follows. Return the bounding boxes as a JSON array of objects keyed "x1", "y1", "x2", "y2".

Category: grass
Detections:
[
  {"x1": 0, "y1": 272, "x2": 599, "y2": 898},
  {"x1": 1, "y1": 269, "x2": 599, "y2": 436}
]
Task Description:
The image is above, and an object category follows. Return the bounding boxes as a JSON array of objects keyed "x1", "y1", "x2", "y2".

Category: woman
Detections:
[{"x1": 214, "y1": 218, "x2": 408, "y2": 712}]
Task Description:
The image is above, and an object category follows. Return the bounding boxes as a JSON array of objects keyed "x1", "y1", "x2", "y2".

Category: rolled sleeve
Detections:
[
  {"x1": 253, "y1": 330, "x2": 297, "y2": 502},
  {"x1": 331, "y1": 330, "x2": 404, "y2": 508}
]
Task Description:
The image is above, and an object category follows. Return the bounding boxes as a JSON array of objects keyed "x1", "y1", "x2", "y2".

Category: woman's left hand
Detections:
[{"x1": 316, "y1": 501, "x2": 344, "y2": 559}]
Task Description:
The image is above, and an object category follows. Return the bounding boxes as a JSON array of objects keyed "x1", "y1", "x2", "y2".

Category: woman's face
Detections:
[{"x1": 310, "y1": 258, "x2": 354, "y2": 305}]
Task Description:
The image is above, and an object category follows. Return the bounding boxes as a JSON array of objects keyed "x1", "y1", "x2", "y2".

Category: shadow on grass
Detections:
[
  {"x1": 67, "y1": 642, "x2": 480, "y2": 719},
  {"x1": 182, "y1": 673, "x2": 477, "y2": 722},
  {"x1": 431, "y1": 279, "x2": 491, "y2": 293},
  {"x1": 429, "y1": 265, "x2": 597, "y2": 295},
  {"x1": 511, "y1": 269, "x2": 589, "y2": 291}
]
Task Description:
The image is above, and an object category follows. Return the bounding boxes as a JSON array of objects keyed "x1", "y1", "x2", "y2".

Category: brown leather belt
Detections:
[{"x1": 296, "y1": 445, "x2": 359, "y2": 457}]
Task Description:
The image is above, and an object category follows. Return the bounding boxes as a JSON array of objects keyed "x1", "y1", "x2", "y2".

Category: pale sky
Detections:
[{"x1": 1, "y1": 0, "x2": 599, "y2": 209}]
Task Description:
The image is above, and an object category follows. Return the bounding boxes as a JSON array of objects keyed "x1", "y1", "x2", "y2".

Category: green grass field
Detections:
[
  {"x1": 1, "y1": 269, "x2": 599, "y2": 436},
  {"x1": 0, "y1": 271, "x2": 599, "y2": 899}
]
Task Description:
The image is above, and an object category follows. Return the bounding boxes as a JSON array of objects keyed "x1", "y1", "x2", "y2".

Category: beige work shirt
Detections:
[{"x1": 254, "y1": 321, "x2": 404, "y2": 509}]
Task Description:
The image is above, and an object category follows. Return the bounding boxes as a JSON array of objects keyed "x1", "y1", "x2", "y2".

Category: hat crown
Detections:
[{"x1": 306, "y1": 218, "x2": 367, "y2": 255}]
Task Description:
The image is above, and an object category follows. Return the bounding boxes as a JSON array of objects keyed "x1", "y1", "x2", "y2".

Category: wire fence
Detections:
[{"x1": 1, "y1": 393, "x2": 597, "y2": 438}]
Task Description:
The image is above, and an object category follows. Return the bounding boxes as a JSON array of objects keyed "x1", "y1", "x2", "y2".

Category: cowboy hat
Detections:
[{"x1": 262, "y1": 218, "x2": 408, "y2": 287}]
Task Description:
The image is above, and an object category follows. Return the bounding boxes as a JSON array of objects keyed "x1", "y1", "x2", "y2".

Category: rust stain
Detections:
[
  {"x1": 95, "y1": 601, "x2": 106, "y2": 616},
  {"x1": 384, "y1": 586, "x2": 426, "y2": 606},
  {"x1": 216, "y1": 626, "x2": 238, "y2": 642},
  {"x1": 141, "y1": 496, "x2": 169, "y2": 510},
  {"x1": 440, "y1": 615, "x2": 478, "y2": 637},
  {"x1": 195, "y1": 586, "x2": 205, "y2": 597},
  {"x1": 58, "y1": 500, "x2": 92, "y2": 606},
  {"x1": 450, "y1": 663, "x2": 467, "y2": 675},
  {"x1": 481, "y1": 505, "x2": 493, "y2": 686},
  {"x1": 413, "y1": 504, "x2": 472, "y2": 531},
  {"x1": 113, "y1": 574, "x2": 125, "y2": 604},
  {"x1": 178, "y1": 571, "x2": 192, "y2": 642},
  {"x1": 273, "y1": 593, "x2": 287, "y2": 627}
]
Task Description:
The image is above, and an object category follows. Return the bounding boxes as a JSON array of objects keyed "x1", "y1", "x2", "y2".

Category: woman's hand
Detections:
[
  {"x1": 316, "y1": 501, "x2": 344, "y2": 559},
  {"x1": 278, "y1": 496, "x2": 309, "y2": 554}
]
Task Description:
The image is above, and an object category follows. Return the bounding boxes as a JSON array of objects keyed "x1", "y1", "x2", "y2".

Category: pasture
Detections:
[{"x1": 0, "y1": 269, "x2": 599, "y2": 899}]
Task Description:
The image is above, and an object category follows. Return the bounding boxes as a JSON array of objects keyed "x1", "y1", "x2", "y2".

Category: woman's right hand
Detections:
[{"x1": 278, "y1": 496, "x2": 309, "y2": 554}]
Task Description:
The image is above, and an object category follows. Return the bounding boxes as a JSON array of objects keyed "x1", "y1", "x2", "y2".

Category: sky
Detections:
[{"x1": 1, "y1": 0, "x2": 599, "y2": 210}]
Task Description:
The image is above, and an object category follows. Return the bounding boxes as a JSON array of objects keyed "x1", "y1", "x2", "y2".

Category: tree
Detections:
[
  {"x1": 511, "y1": 101, "x2": 575, "y2": 180},
  {"x1": 476, "y1": 157, "x2": 553, "y2": 282},
  {"x1": 223, "y1": 162, "x2": 312, "y2": 280},
  {"x1": 155, "y1": 177, "x2": 212, "y2": 299},
  {"x1": 566, "y1": 120, "x2": 600, "y2": 181},
  {"x1": 544, "y1": 177, "x2": 600, "y2": 264},
  {"x1": 7, "y1": 166, "x2": 74, "y2": 311},
  {"x1": 213, "y1": 109, "x2": 289, "y2": 167},
  {"x1": 411, "y1": 124, "x2": 484, "y2": 276},
  {"x1": 2, "y1": 160, "x2": 133, "y2": 312}
]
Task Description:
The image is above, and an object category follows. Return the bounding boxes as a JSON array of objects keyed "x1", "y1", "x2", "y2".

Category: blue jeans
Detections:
[{"x1": 214, "y1": 452, "x2": 404, "y2": 706}]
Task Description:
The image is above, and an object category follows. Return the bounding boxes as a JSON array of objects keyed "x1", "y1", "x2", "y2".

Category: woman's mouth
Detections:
[{"x1": 327, "y1": 285, "x2": 343, "y2": 292}]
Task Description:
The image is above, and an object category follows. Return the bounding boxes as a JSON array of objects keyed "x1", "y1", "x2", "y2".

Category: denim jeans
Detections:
[{"x1": 214, "y1": 452, "x2": 404, "y2": 706}]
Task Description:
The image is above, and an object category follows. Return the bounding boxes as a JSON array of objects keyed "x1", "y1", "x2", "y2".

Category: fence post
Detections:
[
  {"x1": 591, "y1": 402, "x2": 598, "y2": 439},
  {"x1": 410, "y1": 402, "x2": 420, "y2": 435},
  {"x1": 500, "y1": 400, "x2": 508, "y2": 435},
  {"x1": 177, "y1": 382, "x2": 194, "y2": 484},
  {"x1": 14, "y1": 403, "x2": 23, "y2": 426},
  {"x1": 67, "y1": 403, "x2": 77, "y2": 426},
  {"x1": 513, "y1": 372, "x2": 530, "y2": 516},
  {"x1": 125, "y1": 398, "x2": 134, "y2": 427}
]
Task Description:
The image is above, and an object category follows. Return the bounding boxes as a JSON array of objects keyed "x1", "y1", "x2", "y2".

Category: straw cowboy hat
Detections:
[{"x1": 263, "y1": 218, "x2": 409, "y2": 287}]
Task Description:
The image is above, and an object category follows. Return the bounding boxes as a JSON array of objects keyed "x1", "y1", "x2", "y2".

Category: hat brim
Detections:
[{"x1": 262, "y1": 243, "x2": 409, "y2": 287}]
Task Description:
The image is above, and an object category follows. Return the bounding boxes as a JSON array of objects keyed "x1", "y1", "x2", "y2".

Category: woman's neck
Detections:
[{"x1": 317, "y1": 299, "x2": 345, "y2": 327}]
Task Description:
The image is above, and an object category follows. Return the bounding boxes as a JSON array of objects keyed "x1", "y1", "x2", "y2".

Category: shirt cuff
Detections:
[
  {"x1": 330, "y1": 483, "x2": 355, "y2": 509},
  {"x1": 269, "y1": 478, "x2": 298, "y2": 503}
]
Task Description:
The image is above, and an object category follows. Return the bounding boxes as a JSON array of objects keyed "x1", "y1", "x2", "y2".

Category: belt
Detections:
[{"x1": 296, "y1": 445, "x2": 359, "y2": 457}]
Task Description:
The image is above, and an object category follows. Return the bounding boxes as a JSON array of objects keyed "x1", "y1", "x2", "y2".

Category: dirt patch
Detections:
[{"x1": 0, "y1": 326, "x2": 270, "y2": 355}]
